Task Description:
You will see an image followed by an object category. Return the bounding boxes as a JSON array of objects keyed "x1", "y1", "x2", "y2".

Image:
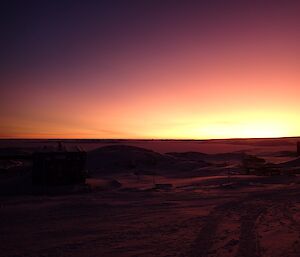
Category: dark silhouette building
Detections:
[
  {"x1": 32, "y1": 143, "x2": 87, "y2": 186},
  {"x1": 297, "y1": 141, "x2": 300, "y2": 156}
]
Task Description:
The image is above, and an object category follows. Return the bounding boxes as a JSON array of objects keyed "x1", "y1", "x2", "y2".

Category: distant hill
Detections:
[
  {"x1": 166, "y1": 151, "x2": 245, "y2": 162},
  {"x1": 88, "y1": 145, "x2": 171, "y2": 173},
  {"x1": 87, "y1": 145, "x2": 210, "y2": 175},
  {"x1": 277, "y1": 158, "x2": 300, "y2": 168}
]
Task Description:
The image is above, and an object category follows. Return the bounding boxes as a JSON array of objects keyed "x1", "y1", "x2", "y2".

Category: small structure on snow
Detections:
[
  {"x1": 32, "y1": 142, "x2": 87, "y2": 186},
  {"x1": 242, "y1": 155, "x2": 280, "y2": 175},
  {"x1": 154, "y1": 183, "x2": 173, "y2": 190}
]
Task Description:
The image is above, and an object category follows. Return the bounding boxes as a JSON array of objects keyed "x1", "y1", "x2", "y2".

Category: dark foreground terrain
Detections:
[
  {"x1": 1, "y1": 138, "x2": 300, "y2": 257},
  {"x1": 2, "y1": 178, "x2": 300, "y2": 257}
]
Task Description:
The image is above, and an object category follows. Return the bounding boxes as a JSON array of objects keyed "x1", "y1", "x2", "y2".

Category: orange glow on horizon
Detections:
[{"x1": 1, "y1": 109, "x2": 299, "y2": 140}]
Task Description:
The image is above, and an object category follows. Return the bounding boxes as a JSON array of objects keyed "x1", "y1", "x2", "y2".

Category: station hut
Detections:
[{"x1": 32, "y1": 142, "x2": 87, "y2": 186}]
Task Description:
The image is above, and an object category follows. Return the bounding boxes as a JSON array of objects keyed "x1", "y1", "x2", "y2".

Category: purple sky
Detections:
[{"x1": 1, "y1": 0, "x2": 300, "y2": 139}]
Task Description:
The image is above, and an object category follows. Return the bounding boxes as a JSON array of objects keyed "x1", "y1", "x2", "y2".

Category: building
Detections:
[
  {"x1": 154, "y1": 183, "x2": 173, "y2": 190},
  {"x1": 32, "y1": 143, "x2": 87, "y2": 186},
  {"x1": 298, "y1": 142, "x2": 300, "y2": 156},
  {"x1": 242, "y1": 155, "x2": 266, "y2": 174}
]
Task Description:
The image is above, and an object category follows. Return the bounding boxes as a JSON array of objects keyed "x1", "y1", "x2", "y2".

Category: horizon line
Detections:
[{"x1": 1, "y1": 136, "x2": 300, "y2": 141}]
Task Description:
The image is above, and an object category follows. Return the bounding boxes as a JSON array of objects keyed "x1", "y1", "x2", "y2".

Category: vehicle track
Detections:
[
  {"x1": 235, "y1": 203, "x2": 266, "y2": 257},
  {"x1": 186, "y1": 187, "x2": 300, "y2": 257},
  {"x1": 186, "y1": 201, "x2": 240, "y2": 257}
]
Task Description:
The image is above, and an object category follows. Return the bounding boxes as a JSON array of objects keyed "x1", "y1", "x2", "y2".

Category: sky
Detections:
[{"x1": 1, "y1": 0, "x2": 300, "y2": 139}]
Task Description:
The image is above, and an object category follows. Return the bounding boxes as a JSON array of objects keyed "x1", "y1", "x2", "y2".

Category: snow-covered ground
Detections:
[{"x1": 1, "y1": 138, "x2": 300, "y2": 257}]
